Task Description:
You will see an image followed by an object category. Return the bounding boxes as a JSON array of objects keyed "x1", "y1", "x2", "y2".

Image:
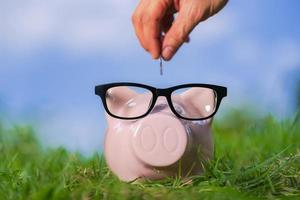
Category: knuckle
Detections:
[
  {"x1": 131, "y1": 13, "x2": 141, "y2": 25},
  {"x1": 174, "y1": 32, "x2": 187, "y2": 44},
  {"x1": 142, "y1": 13, "x2": 159, "y2": 24},
  {"x1": 142, "y1": 14, "x2": 150, "y2": 24},
  {"x1": 131, "y1": 14, "x2": 136, "y2": 24}
]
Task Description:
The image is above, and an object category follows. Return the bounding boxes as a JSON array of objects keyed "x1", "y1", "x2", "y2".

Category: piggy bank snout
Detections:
[{"x1": 131, "y1": 114, "x2": 188, "y2": 167}]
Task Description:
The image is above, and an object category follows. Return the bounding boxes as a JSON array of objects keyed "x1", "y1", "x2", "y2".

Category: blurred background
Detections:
[{"x1": 0, "y1": 0, "x2": 299, "y2": 155}]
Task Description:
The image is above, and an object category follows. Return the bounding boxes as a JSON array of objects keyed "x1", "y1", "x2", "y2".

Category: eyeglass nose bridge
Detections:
[
  {"x1": 152, "y1": 88, "x2": 175, "y2": 112},
  {"x1": 155, "y1": 88, "x2": 173, "y2": 106},
  {"x1": 150, "y1": 92, "x2": 177, "y2": 117},
  {"x1": 156, "y1": 88, "x2": 170, "y2": 97}
]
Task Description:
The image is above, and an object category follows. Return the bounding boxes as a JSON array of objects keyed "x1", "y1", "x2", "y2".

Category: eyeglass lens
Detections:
[
  {"x1": 171, "y1": 87, "x2": 217, "y2": 119},
  {"x1": 106, "y1": 86, "x2": 153, "y2": 118}
]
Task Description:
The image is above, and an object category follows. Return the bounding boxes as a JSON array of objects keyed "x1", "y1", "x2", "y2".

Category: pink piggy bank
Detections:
[{"x1": 95, "y1": 83, "x2": 227, "y2": 182}]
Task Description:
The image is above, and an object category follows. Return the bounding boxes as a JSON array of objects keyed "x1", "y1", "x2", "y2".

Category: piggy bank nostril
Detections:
[
  {"x1": 163, "y1": 128, "x2": 178, "y2": 152},
  {"x1": 140, "y1": 126, "x2": 156, "y2": 151}
]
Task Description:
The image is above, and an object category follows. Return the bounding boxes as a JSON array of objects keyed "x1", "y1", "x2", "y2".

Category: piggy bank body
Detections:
[{"x1": 104, "y1": 87, "x2": 214, "y2": 182}]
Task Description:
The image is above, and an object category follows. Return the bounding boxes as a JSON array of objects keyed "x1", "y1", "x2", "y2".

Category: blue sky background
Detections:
[{"x1": 0, "y1": 0, "x2": 299, "y2": 155}]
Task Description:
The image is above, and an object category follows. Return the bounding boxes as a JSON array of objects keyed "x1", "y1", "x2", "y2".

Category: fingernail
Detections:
[
  {"x1": 162, "y1": 46, "x2": 175, "y2": 61},
  {"x1": 152, "y1": 54, "x2": 159, "y2": 60}
]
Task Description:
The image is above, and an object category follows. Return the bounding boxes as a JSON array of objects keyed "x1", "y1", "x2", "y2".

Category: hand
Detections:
[{"x1": 132, "y1": 0, "x2": 228, "y2": 61}]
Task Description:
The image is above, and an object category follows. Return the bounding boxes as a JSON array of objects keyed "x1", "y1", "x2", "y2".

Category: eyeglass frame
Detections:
[{"x1": 95, "y1": 82, "x2": 227, "y2": 121}]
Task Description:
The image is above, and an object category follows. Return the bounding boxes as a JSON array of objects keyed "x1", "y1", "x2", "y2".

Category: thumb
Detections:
[
  {"x1": 161, "y1": 0, "x2": 228, "y2": 61},
  {"x1": 161, "y1": 14, "x2": 198, "y2": 60}
]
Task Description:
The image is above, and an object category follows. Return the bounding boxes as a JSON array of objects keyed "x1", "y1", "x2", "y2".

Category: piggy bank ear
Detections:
[
  {"x1": 179, "y1": 87, "x2": 216, "y2": 120},
  {"x1": 105, "y1": 86, "x2": 137, "y2": 116}
]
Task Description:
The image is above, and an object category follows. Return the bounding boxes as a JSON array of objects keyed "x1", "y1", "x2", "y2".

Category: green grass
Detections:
[{"x1": 0, "y1": 111, "x2": 299, "y2": 199}]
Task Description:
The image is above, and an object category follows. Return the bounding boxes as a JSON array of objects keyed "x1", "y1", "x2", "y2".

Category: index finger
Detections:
[{"x1": 142, "y1": 0, "x2": 172, "y2": 59}]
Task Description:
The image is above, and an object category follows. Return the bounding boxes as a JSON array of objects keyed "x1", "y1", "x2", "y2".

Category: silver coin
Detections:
[{"x1": 160, "y1": 57, "x2": 163, "y2": 76}]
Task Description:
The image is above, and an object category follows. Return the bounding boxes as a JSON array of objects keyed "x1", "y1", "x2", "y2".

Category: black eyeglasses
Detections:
[{"x1": 95, "y1": 82, "x2": 227, "y2": 120}]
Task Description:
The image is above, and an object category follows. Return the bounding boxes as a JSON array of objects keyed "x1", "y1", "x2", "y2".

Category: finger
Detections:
[
  {"x1": 135, "y1": 23, "x2": 149, "y2": 52},
  {"x1": 143, "y1": 16, "x2": 161, "y2": 59},
  {"x1": 132, "y1": 1, "x2": 148, "y2": 51},
  {"x1": 162, "y1": 13, "x2": 190, "y2": 43},
  {"x1": 162, "y1": 15, "x2": 196, "y2": 60},
  {"x1": 162, "y1": 1, "x2": 210, "y2": 60},
  {"x1": 142, "y1": 0, "x2": 172, "y2": 59}
]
